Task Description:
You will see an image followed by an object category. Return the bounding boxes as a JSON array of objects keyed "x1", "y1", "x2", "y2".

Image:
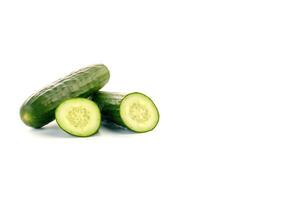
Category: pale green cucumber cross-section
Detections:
[
  {"x1": 55, "y1": 98, "x2": 101, "y2": 137},
  {"x1": 120, "y1": 93, "x2": 159, "y2": 133}
]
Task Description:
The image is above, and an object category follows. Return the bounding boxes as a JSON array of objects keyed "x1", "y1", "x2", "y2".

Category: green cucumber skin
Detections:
[
  {"x1": 91, "y1": 91, "x2": 159, "y2": 133},
  {"x1": 20, "y1": 64, "x2": 110, "y2": 128},
  {"x1": 91, "y1": 91, "x2": 126, "y2": 127}
]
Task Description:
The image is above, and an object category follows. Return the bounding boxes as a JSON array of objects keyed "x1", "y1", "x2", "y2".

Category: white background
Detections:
[{"x1": 0, "y1": 0, "x2": 300, "y2": 199}]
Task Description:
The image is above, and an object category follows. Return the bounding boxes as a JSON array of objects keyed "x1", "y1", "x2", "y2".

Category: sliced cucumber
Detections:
[
  {"x1": 55, "y1": 98, "x2": 101, "y2": 137},
  {"x1": 92, "y1": 92, "x2": 159, "y2": 133}
]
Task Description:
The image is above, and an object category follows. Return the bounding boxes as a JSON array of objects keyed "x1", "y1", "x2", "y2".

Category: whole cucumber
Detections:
[{"x1": 20, "y1": 64, "x2": 110, "y2": 128}]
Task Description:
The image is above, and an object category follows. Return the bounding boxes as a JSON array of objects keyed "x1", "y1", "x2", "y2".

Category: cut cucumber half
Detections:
[
  {"x1": 92, "y1": 92, "x2": 159, "y2": 133},
  {"x1": 55, "y1": 98, "x2": 101, "y2": 137}
]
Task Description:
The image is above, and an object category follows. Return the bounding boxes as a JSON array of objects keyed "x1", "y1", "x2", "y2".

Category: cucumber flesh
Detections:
[
  {"x1": 55, "y1": 98, "x2": 101, "y2": 137},
  {"x1": 92, "y1": 92, "x2": 159, "y2": 133},
  {"x1": 120, "y1": 93, "x2": 159, "y2": 132}
]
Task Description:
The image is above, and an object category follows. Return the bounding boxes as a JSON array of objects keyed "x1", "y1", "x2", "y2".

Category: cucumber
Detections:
[
  {"x1": 91, "y1": 92, "x2": 159, "y2": 133},
  {"x1": 55, "y1": 98, "x2": 101, "y2": 137},
  {"x1": 20, "y1": 64, "x2": 110, "y2": 128}
]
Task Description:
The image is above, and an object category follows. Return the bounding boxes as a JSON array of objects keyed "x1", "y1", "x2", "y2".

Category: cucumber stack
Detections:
[
  {"x1": 20, "y1": 64, "x2": 159, "y2": 137},
  {"x1": 20, "y1": 64, "x2": 110, "y2": 128}
]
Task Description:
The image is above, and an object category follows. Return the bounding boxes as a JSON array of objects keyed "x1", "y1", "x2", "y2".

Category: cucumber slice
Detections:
[
  {"x1": 55, "y1": 98, "x2": 101, "y2": 137},
  {"x1": 92, "y1": 92, "x2": 159, "y2": 133}
]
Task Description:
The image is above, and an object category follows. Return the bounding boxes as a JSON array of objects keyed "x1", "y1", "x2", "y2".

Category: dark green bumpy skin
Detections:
[
  {"x1": 91, "y1": 92, "x2": 126, "y2": 127},
  {"x1": 20, "y1": 64, "x2": 110, "y2": 128}
]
